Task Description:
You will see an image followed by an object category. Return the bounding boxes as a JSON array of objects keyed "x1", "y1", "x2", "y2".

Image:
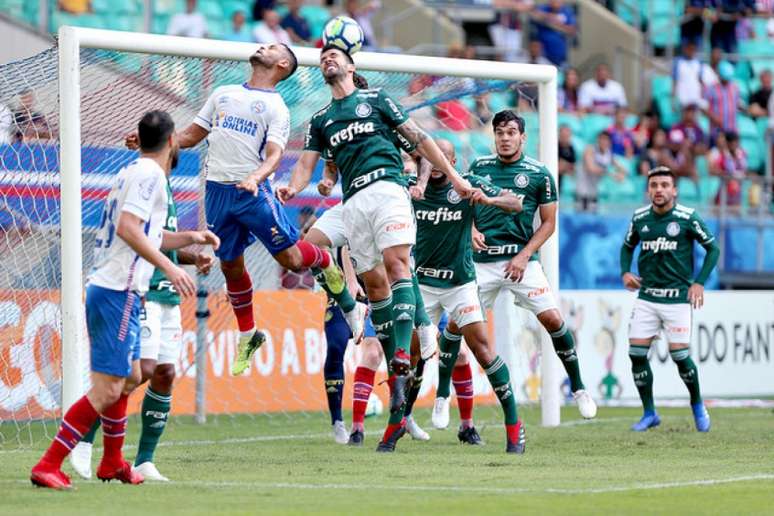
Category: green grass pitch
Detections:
[{"x1": 2, "y1": 406, "x2": 773, "y2": 515}]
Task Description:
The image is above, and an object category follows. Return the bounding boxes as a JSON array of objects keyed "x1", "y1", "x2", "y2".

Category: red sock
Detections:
[
  {"x1": 506, "y1": 421, "x2": 522, "y2": 443},
  {"x1": 452, "y1": 363, "x2": 474, "y2": 423},
  {"x1": 101, "y1": 394, "x2": 128, "y2": 464},
  {"x1": 352, "y1": 367, "x2": 376, "y2": 427},
  {"x1": 38, "y1": 395, "x2": 99, "y2": 469},
  {"x1": 295, "y1": 240, "x2": 330, "y2": 269},
  {"x1": 226, "y1": 271, "x2": 254, "y2": 333},
  {"x1": 381, "y1": 418, "x2": 406, "y2": 442}
]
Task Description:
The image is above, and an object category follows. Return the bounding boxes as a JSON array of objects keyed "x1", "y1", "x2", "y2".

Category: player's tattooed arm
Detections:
[
  {"x1": 410, "y1": 157, "x2": 431, "y2": 200},
  {"x1": 276, "y1": 150, "x2": 321, "y2": 204},
  {"x1": 469, "y1": 190, "x2": 523, "y2": 213},
  {"x1": 398, "y1": 119, "x2": 473, "y2": 197}
]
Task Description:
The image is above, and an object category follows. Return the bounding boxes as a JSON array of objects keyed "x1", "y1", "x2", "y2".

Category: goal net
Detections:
[{"x1": 0, "y1": 28, "x2": 559, "y2": 449}]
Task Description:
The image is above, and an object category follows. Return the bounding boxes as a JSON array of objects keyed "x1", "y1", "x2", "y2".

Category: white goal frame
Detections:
[{"x1": 58, "y1": 26, "x2": 562, "y2": 426}]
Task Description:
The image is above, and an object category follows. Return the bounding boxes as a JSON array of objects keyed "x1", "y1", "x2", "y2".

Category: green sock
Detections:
[
  {"x1": 312, "y1": 267, "x2": 356, "y2": 313},
  {"x1": 81, "y1": 418, "x2": 100, "y2": 444},
  {"x1": 411, "y1": 273, "x2": 431, "y2": 328},
  {"x1": 629, "y1": 345, "x2": 656, "y2": 413},
  {"x1": 370, "y1": 296, "x2": 394, "y2": 363},
  {"x1": 390, "y1": 279, "x2": 415, "y2": 355},
  {"x1": 436, "y1": 328, "x2": 462, "y2": 399},
  {"x1": 134, "y1": 387, "x2": 172, "y2": 467},
  {"x1": 484, "y1": 355, "x2": 518, "y2": 425},
  {"x1": 550, "y1": 323, "x2": 585, "y2": 391},
  {"x1": 671, "y1": 349, "x2": 702, "y2": 405}
]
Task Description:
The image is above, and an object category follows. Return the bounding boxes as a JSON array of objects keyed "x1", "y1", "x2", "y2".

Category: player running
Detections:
[
  {"x1": 126, "y1": 44, "x2": 363, "y2": 377},
  {"x1": 413, "y1": 139, "x2": 526, "y2": 453},
  {"x1": 468, "y1": 110, "x2": 597, "y2": 419},
  {"x1": 69, "y1": 182, "x2": 215, "y2": 482},
  {"x1": 278, "y1": 45, "x2": 472, "y2": 452},
  {"x1": 620, "y1": 166, "x2": 719, "y2": 432},
  {"x1": 31, "y1": 111, "x2": 219, "y2": 489}
]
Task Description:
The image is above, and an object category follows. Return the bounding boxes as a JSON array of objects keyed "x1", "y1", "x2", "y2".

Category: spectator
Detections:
[
  {"x1": 632, "y1": 110, "x2": 659, "y2": 150},
  {"x1": 577, "y1": 131, "x2": 626, "y2": 212},
  {"x1": 672, "y1": 40, "x2": 717, "y2": 110},
  {"x1": 489, "y1": 0, "x2": 534, "y2": 62},
  {"x1": 711, "y1": 0, "x2": 755, "y2": 54},
  {"x1": 0, "y1": 103, "x2": 12, "y2": 145},
  {"x1": 638, "y1": 127, "x2": 696, "y2": 181},
  {"x1": 252, "y1": 0, "x2": 276, "y2": 22},
  {"x1": 518, "y1": 39, "x2": 552, "y2": 65},
  {"x1": 223, "y1": 10, "x2": 253, "y2": 42},
  {"x1": 578, "y1": 63, "x2": 627, "y2": 115},
  {"x1": 13, "y1": 90, "x2": 51, "y2": 142},
  {"x1": 253, "y1": 9, "x2": 292, "y2": 45},
  {"x1": 58, "y1": 0, "x2": 91, "y2": 15},
  {"x1": 167, "y1": 0, "x2": 208, "y2": 39},
  {"x1": 530, "y1": 0, "x2": 577, "y2": 67},
  {"x1": 346, "y1": 0, "x2": 380, "y2": 49},
  {"x1": 703, "y1": 61, "x2": 741, "y2": 137},
  {"x1": 281, "y1": 0, "x2": 312, "y2": 45},
  {"x1": 709, "y1": 130, "x2": 748, "y2": 206},
  {"x1": 557, "y1": 124, "x2": 576, "y2": 190},
  {"x1": 558, "y1": 67, "x2": 580, "y2": 113},
  {"x1": 669, "y1": 104, "x2": 708, "y2": 155},
  {"x1": 606, "y1": 107, "x2": 636, "y2": 157},
  {"x1": 748, "y1": 69, "x2": 772, "y2": 118},
  {"x1": 681, "y1": 1, "x2": 708, "y2": 47}
]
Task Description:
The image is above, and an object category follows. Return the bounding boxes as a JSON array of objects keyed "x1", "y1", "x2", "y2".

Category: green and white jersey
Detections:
[
  {"x1": 413, "y1": 175, "x2": 502, "y2": 288},
  {"x1": 304, "y1": 88, "x2": 409, "y2": 202},
  {"x1": 623, "y1": 203, "x2": 715, "y2": 304},
  {"x1": 469, "y1": 153, "x2": 557, "y2": 263},
  {"x1": 145, "y1": 180, "x2": 180, "y2": 306}
]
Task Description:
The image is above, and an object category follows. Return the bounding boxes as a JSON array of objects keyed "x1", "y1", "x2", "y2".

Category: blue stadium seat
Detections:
[
  {"x1": 557, "y1": 113, "x2": 582, "y2": 135},
  {"x1": 678, "y1": 177, "x2": 700, "y2": 204},
  {"x1": 695, "y1": 155, "x2": 709, "y2": 178},
  {"x1": 154, "y1": 0, "x2": 185, "y2": 16},
  {"x1": 742, "y1": 137, "x2": 764, "y2": 173},
  {"x1": 487, "y1": 92, "x2": 512, "y2": 113},
  {"x1": 468, "y1": 132, "x2": 492, "y2": 157},
  {"x1": 651, "y1": 75, "x2": 672, "y2": 98},
  {"x1": 699, "y1": 176, "x2": 720, "y2": 204},
  {"x1": 581, "y1": 114, "x2": 613, "y2": 143},
  {"x1": 559, "y1": 175, "x2": 576, "y2": 203},
  {"x1": 300, "y1": 5, "x2": 332, "y2": 40},
  {"x1": 198, "y1": 0, "x2": 224, "y2": 21}
]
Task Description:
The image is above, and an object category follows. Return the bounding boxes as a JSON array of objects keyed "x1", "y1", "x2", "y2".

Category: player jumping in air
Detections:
[
  {"x1": 413, "y1": 139, "x2": 527, "y2": 453},
  {"x1": 278, "y1": 45, "x2": 472, "y2": 452},
  {"x1": 467, "y1": 110, "x2": 597, "y2": 419},
  {"x1": 31, "y1": 111, "x2": 219, "y2": 489},
  {"x1": 126, "y1": 44, "x2": 363, "y2": 376},
  {"x1": 620, "y1": 166, "x2": 718, "y2": 432},
  {"x1": 70, "y1": 174, "x2": 216, "y2": 482}
]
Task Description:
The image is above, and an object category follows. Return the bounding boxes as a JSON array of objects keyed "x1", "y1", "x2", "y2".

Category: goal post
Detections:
[{"x1": 56, "y1": 26, "x2": 561, "y2": 427}]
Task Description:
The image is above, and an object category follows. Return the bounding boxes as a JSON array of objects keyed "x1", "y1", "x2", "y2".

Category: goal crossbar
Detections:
[{"x1": 57, "y1": 26, "x2": 562, "y2": 426}]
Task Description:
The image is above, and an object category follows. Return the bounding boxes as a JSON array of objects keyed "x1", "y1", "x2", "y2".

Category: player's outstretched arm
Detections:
[
  {"x1": 237, "y1": 142, "x2": 285, "y2": 195},
  {"x1": 116, "y1": 212, "x2": 196, "y2": 297},
  {"x1": 276, "y1": 150, "x2": 321, "y2": 204},
  {"x1": 397, "y1": 119, "x2": 472, "y2": 196},
  {"x1": 178, "y1": 248, "x2": 216, "y2": 275},
  {"x1": 161, "y1": 229, "x2": 220, "y2": 252},
  {"x1": 470, "y1": 190, "x2": 523, "y2": 212},
  {"x1": 125, "y1": 123, "x2": 208, "y2": 150}
]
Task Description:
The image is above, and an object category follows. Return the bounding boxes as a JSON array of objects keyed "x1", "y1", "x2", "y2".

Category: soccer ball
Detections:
[
  {"x1": 322, "y1": 16, "x2": 365, "y2": 55},
  {"x1": 364, "y1": 392, "x2": 383, "y2": 418}
]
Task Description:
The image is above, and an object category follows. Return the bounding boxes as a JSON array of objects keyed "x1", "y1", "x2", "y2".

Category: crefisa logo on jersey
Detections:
[
  {"x1": 251, "y1": 100, "x2": 266, "y2": 114},
  {"x1": 355, "y1": 103, "x2": 372, "y2": 118},
  {"x1": 447, "y1": 189, "x2": 462, "y2": 204},
  {"x1": 515, "y1": 173, "x2": 529, "y2": 188},
  {"x1": 666, "y1": 221, "x2": 680, "y2": 237}
]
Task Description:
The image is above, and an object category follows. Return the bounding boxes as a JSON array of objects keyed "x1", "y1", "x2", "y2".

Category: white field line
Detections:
[{"x1": 2, "y1": 474, "x2": 774, "y2": 495}]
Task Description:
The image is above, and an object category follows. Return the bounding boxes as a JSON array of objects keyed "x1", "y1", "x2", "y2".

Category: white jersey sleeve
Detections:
[
  {"x1": 195, "y1": 84, "x2": 290, "y2": 183},
  {"x1": 88, "y1": 158, "x2": 168, "y2": 293}
]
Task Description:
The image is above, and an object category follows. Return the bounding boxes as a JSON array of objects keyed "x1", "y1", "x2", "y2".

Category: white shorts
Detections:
[
  {"x1": 140, "y1": 301, "x2": 182, "y2": 365},
  {"x1": 628, "y1": 298, "x2": 692, "y2": 344},
  {"x1": 475, "y1": 260, "x2": 558, "y2": 314},
  {"x1": 343, "y1": 180, "x2": 415, "y2": 275},
  {"x1": 310, "y1": 202, "x2": 347, "y2": 248},
  {"x1": 420, "y1": 281, "x2": 484, "y2": 329}
]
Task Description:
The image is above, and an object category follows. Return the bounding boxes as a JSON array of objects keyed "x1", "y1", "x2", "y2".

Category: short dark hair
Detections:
[
  {"x1": 724, "y1": 130, "x2": 739, "y2": 143},
  {"x1": 647, "y1": 166, "x2": 676, "y2": 181},
  {"x1": 138, "y1": 110, "x2": 175, "y2": 153},
  {"x1": 492, "y1": 109, "x2": 525, "y2": 133},
  {"x1": 321, "y1": 44, "x2": 354, "y2": 64},
  {"x1": 353, "y1": 72, "x2": 369, "y2": 89},
  {"x1": 279, "y1": 44, "x2": 298, "y2": 80}
]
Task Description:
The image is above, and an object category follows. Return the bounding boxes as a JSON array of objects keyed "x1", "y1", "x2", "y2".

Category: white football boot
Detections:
[
  {"x1": 431, "y1": 397, "x2": 450, "y2": 429},
  {"x1": 69, "y1": 441, "x2": 93, "y2": 479},
  {"x1": 573, "y1": 389, "x2": 598, "y2": 419},
  {"x1": 132, "y1": 461, "x2": 170, "y2": 482}
]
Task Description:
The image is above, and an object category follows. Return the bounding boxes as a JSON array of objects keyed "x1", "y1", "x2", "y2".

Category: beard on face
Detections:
[
  {"x1": 249, "y1": 52, "x2": 270, "y2": 68},
  {"x1": 428, "y1": 172, "x2": 447, "y2": 186},
  {"x1": 323, "y1": 65, "x2": 345, "y2": 85},
  {"x1": 170, "y1": 146, "x2": 180, "y2": 170}
]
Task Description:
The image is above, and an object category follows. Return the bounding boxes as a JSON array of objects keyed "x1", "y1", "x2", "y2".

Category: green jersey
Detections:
[
  {"x1": 413, "y1": 175, "x2": 502, "y2": 288},
  {"x1": 305, "y1": 88, "x2": 409, "y2": 201},
  {"x1": 146, "y1": 180, "x2": 180, "y2": 306},
  {"x1": 469, "y1": 154, "x2": 557, "y2": 263},
  {"x1": 623, "y1": 203, "x2": 715, "y2": 304}
]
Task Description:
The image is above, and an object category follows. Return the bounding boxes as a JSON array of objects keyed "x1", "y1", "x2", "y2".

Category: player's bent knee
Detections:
[
  {"x1": 275, "y1": 246, "x2": 303, "y2": 271},
  {"x1": 537, "y1": 309, "x2": 563, "y2": 333},
  {"x1": 455, "y1": 348, "x2": 470, "y2": 366},
  {"x1": 140, "y1": 359, "x2": 158, "y2": 383},
  {"x1": 303, "y1": 228, "x2": 332, "y2": 248},
  {"x1": 220, "y1": 259, "x2": 246, "y2": 281},
  {"x1": 151, "y1": 364, "x2": 176, "y2": 394}
]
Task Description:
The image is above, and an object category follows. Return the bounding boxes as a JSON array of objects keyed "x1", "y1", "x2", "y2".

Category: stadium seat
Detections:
[
  {"x1": 614, "y1": 156, "x2": 636, "y2": 177},
  {"x1": 223, "y1": 1, "x2": 251, "y2": 18},
  {"x1": 695, "y1": 155, "x2": 709, "y2": 178},
  {"x1": 487, "y1": 91, "x2": 512, "y2": 113},
  {"x1": 559, "y1": 175, "x2": 576, "y2": 203},
  {"x1": 153, "y1": 0, "x2": 185, "y2": 16},
  {"x1": 468, "y1": 131, "x2": 492, "y2": 156},
  {"x1": 699, "y1": 176, "x2": 720, "y2": 204},
  {"x1": 300, "y1": 5, "x2": 332, "y2": 40},
  {"x1": 678, "y1": 177, "x2": 700, "y2": 204},
  {"x1": 651, "y1": 75, "x2": 672, "y2": 99},
  {"x1": 581, "y1": 114, "x2": 613, "y2": 143},
  {"x1": 734, "y1": 79, "x2": 750, "y2": 104},
  {"x1": 557, "y1": 113, "x2": 582, "y2": 135},
  {"x1": 737, "y1": 115, "x2": 758, "y2": 139},
  {"x1": 742, "y1": 137, "x2": 764, "y2": 173},
  {"x1": 198, "y1": 1, "x2": 224, "y2": 22}
]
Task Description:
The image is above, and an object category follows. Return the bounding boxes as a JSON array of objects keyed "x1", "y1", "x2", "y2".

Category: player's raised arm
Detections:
[
  {"x1": 276, "y1": 149, "x2": 322, "y2": 204},
  {"x1": 467, "y1": 175, "x2": 523, "y2": 213}
]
